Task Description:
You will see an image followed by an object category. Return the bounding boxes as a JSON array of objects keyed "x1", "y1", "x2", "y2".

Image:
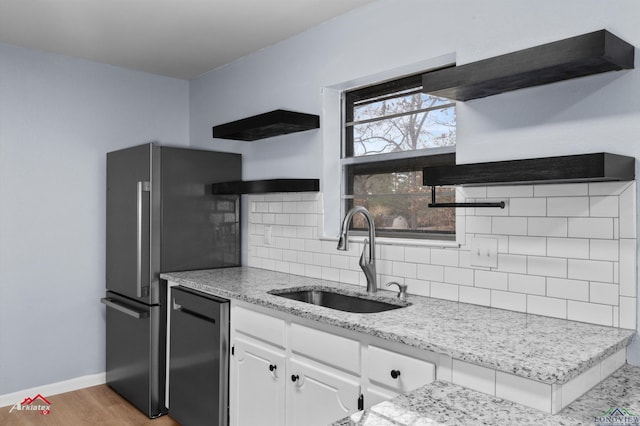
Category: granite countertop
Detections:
[
  {"x1": 333, "y1": 364, "x2": 640, "y2": 426},
  {"x1": 161, "y1": 267, "x2": 634, "y2": 385}
]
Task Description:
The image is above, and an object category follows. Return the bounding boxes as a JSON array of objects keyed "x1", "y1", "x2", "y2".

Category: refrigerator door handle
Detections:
[
  {"x1": 101, "y1": 297, "x2": 150, "y2": 319},
  {"x1": 137, "y1": 181, "x2": 151, "y2": 298}
]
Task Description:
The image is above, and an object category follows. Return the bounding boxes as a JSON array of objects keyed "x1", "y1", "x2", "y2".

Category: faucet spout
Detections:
[{"x1": 337, "y1": 206, "x2": 377, "y2": 293}]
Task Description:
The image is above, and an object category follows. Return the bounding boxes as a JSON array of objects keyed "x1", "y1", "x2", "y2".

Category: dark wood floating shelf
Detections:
[
  {"x1": 423, "y1": 153, "x2": 635, "y2": 187},
  {"x1": 422, "y1": 30, "x2": 635, "y2": 101},
  {"x1": 212, "y1": 109, "x2": 320, "y2": 141},
  {"x1": 211, "y1": 178, "x2": 320, "y2": 194}
]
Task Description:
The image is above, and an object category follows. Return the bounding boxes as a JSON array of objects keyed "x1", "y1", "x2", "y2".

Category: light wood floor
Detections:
[{"x1": 0, "y1": 385, "x2": 180, "y2": 426}]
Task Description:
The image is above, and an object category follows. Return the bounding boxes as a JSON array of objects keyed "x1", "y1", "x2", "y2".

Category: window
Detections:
[{"x1": 342, "y1": 71, "x2": 456, "y2": 239}]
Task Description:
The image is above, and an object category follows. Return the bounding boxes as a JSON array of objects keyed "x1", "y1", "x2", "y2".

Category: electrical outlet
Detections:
[{"x1": 470, "y1": 237, "x2": 498, "y2": 268}]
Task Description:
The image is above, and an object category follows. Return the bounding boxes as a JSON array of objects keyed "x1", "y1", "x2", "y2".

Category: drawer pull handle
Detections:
[
  {"x1": 291, "y1": 374, "x2": 300, "y2": 382},
  {"x1": 390, "y1": 369, "x2": 401, "y2": 379},
  {"x1": 269, "y1": 364, "x2": 277, "y2": 372}
]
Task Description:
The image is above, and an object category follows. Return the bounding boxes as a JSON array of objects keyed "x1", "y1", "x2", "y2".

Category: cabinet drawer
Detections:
[
  {"x1": 367, "y1": 345, "x2": 435, "y2": 392},
  {"x1": 233, "y1": 306, "x2": 286, "y2": 348},
  {"x1": 290, "y1": 323, "x2": 360, "y2": 374}
]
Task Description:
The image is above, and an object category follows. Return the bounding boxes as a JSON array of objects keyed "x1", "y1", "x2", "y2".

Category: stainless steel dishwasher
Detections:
[{"x1": 169, "y1": 286, "x2": 230, "y2": 426}]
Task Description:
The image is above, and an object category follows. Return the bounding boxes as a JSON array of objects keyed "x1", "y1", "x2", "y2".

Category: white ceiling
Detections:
[{"x1": 0, "y1": 0, "x2": 377, "y2": 80}]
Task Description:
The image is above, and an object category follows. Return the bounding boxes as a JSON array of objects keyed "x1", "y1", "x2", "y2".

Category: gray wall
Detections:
[{"x1": 0, "y1": 43, "x2": 189, "y2": 394}]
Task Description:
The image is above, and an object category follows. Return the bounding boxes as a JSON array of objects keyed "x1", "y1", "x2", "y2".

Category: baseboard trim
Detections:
[{"x1": 0, "y1": 372, "x2": 106, "y2": 408}]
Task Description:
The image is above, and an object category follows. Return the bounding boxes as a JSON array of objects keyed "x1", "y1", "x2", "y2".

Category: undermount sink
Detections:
[{"x1": 268, "y1": 287, "x2": 408, "y2": 313}]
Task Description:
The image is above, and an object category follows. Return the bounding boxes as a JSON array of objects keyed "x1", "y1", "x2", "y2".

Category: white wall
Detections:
[
  {"x1": 190, "y1": 0, "x2": 640, "y2": 360},
  {"x1": 0, "y1": 43, "x2": 189, "y2": 394}
]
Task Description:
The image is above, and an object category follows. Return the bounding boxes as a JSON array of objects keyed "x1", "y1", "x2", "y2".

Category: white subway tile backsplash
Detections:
[
  {"x1": 248, "y1": 187, "x2": 635, "y2": 329},
  {"x1": 487, "y1": 185, "x2": 533, "y2": 198},
  {"x1": 547, "y1": 197, "x2": 589, "y2": 217},
  {"x1": 268, "y1": 202, "x2": 283, "y2": 213},
  {"x1": 589, "y1": 239, "x2": 619, "y2": 261},
  {"x1": 405, "y1": 246, "x2": 430, "y2": 264},
  {"x1": 547, "y1": 278, "x2": 589, "y2": 302},
  {"x1": 330, "y1": 254, "x2": 350, "y2": 270},
  {"x1": 431, "y1": 249, "x2": 459, "y2": 267},
  {"x1": 444, "y1": 266, "x2": 474, "y2": 286},
  {"x1": 568, "y1": 218, "x2": 613, "y2": 239},
  {"x1": 475, "y1": 270, "x2": 508, "y2": 291},
  {"x1": 393, "y1": 261, "x2": 417, "y2": 279},
  {"x1": 339, "y1": 269, "x2": 360, "y2": 285},
  {"x1": 289, "y1": 214, "x2": 305, "y2": 226},
  {"x1": 282, "y1": 201, "x2": 298, "y2": 213},
  {"x1": 497, "y1": 254, "x2": 527, "y2": 274},
  {"x1": 590, "y1": 196, "x2": 619, "y2": 217},
  {"x1": 589, "y1": 282, "x2": 619, "y2": 306},
  {"x1": 304, "y1": 264, "x2": 322, "y2": 279},
  {"x1": 466, "y1": 216, "x2": 492, "y2": 234},
  {"x1": 321, "y1": 266, "x2": 340, "y2": 282},
  {"x1": 509, "y1": 273, "x2": 546, "y2": 295},
  {"x1": 528, "y1": 218, "x2": 567, "y2": 237},
  {"x1": 304, "y1": 239, "x2": 322, "y2": 253},
  {"x1": 509, "y1": 198, "x2": 547, "y2": 216},
  {"x1": 509, "y1": 236, "x2": 546, "y2": 256},
  {"x1": 589, "y1": 181, "x2": 631, "y2": 196},
  {"x1": 430, "y1": 282, "x2": 459, "y2": 301},
  {"x1": 619, "y1": 182, "x2": 636, "y2": 239},
  {"x1": 290, "y1": 263, "x2": 306, "y2": 276},
  {"x1": 527, "y1": 295, "x2": 567, "y2": 319},
  {"x1": 492, "y1": 217, "x2": 527, "y2": 236},
  {"x1": 417, "y1": 264, "x2": 444, "y2": 282},
  {"x1": 380, "y1": 245, "x2": 405, "y2": 262},
  {"x1": 534, "y1": 183, "x2": 589, "y2": 197},
  {"x1": 460, "y1": 186, "x2": 487, "y2": 199},
  {"x1": 458, "y1": 250, "x2": 472, "y2": 268},
  {"x1": 297, "y1": 251, "x2": 313, "y2": 265},
  {"x1": 619, "y1": 239, "x2": 637, "y2": 297},
  {"x1": 567, "y1": 301, "x2": 613, "y2": 326},
  {"x1": 313, "y1": 252, "x2": 331, "y2": 267},
  {"x1": 491, "y1": 290, "x2": 527, "y2": 311},
  {"x1": 528, "y1": 256, "x2": 567, "y2": 278},
  {"x1": 460, "y1": 286, "x2": 491, "y2": 306},
  {"x1": 619, "y1": 296, "x2": 637, "y2": 329},
  {"x1": 547, "y1": 238, "x2": 589, "y2": 259},
  {"x1": 568, "y1": 259, "x2": 613, "y2": 283}
]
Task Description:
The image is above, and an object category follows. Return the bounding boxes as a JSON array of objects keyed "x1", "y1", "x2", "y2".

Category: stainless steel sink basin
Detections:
[{"x1": 268, "y1": 288, "x2": 407, "y2": 313}]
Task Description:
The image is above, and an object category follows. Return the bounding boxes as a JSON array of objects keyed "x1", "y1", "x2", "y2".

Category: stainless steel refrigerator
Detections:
[{"x1": 101, "y1": 142, "x2": 241, "y2": 417}]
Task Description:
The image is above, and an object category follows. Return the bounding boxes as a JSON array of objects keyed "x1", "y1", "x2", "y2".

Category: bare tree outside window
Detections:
[{"x1": 343, "y1": 75, "x2": 456, "y2": 239}]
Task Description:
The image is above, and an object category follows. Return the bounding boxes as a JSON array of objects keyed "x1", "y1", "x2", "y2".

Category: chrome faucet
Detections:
[{"x1": 337, "y1": 206, "x2": 377, "y2": 293}]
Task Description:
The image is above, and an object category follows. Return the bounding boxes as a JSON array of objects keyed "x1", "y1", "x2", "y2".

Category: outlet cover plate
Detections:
[{"x1": 470, "y1": 237, "x2": 498, "y2": 268}]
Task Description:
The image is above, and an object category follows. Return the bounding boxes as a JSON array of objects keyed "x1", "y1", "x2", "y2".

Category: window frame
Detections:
[{"x1": 341, "y1": 70, "x2": 457, "y2": 241}]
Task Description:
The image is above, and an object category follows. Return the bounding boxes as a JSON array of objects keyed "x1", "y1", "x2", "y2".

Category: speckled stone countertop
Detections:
[
  {"x1": 333, "y1": 364, "x2": 640, "y2": 425},
  {"x1": 161, "y1": 267, "x2": 634, "y2": 385},
  {"x1": 333, "y1": 381, "x2": 584, "y2": 426}
]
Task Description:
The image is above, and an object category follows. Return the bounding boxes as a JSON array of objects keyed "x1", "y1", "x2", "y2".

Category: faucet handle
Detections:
[{"x1": 386, "y1": 282, "x2": 408, "y2": 301}]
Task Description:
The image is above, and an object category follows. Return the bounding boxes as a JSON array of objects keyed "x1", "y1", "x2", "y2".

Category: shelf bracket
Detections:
[{"x1": 428, "y1": 186, "x2": 505, "y2": 209}]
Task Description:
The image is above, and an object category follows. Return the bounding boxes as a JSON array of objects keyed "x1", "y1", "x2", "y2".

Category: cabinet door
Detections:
[
  {"x1": 286, "y1": 358, "x2": 361, "y2": 426},
  {"x1": 230, "y1": 335, "x2": 285, "y2": 426}
]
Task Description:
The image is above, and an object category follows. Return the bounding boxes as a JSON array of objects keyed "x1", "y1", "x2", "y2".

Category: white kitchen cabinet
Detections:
[
  {"x1": 286, "y1": 357, "x2": 361, "y2": 426},
  {"x1": 229, "y1": 302, "x2": 436, "y2": 425},
  {"x1": 230, "y1": 335, "x2": 286, "y2": 426}
]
